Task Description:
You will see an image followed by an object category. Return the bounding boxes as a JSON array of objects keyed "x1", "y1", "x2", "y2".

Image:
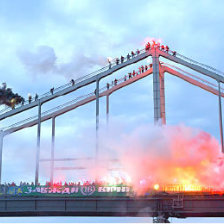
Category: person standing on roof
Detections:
[
  {"x1": 28, "y1": 94, "x2": 32, "y2": 104},
  {"x1": 138, "y1": 67, "x2": 141, "y2": 74},
  {"x1": 131, "y1": 51, "x2": 135, "y2": 58},
  {"x1": 50, "y1": 87, "x2": 54, "y2": 95},
  {"x1": 120, "y1": 56, "x2": 124, "y2": 63},
  {"x1": 132, "y1": 70, "x2": 136, "y2": 77},
  {"x1": 10, "y1": 98, "x2": 16, "y2": 109},
  {"x1": 145, "y1": 42, "x2": 150, "y2": 51},
  {"x1": 116, "y1": 58, "x2": 119, "y2": 65},
  {"x1": 127, "y1": 53, "x2": 130, "y2": 60},
  {"x1": 165, "y1": 46, "x2": 169, "y2": 52},
  {"x1": 108, "y1": 58, "x2": 112, "y2": 69},
  {"x1": 71, "y1": 79, "x2": 75, "y2": 86}
]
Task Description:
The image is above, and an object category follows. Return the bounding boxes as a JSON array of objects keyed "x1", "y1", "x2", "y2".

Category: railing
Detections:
[
  {"x1": 163, "y1": 62, "x2": 224, "y2": 91},
  {"x1": 2, "y1": 92, "x2": 94, "y2": 131},
  {"x1": 0, "y1": 48, "x2": 146, "y2": 115},
  {"x1": 169, "y1": 50, "x2": 224, "y2": 77},
  {"x1": 1, "y1": 45, "x2": 222, "y2": 116},
  {"x1": 2, "y1": 63, "x2": 152, "y2": 132}
]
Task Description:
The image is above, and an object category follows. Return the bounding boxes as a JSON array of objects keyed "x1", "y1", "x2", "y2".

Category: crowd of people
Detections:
[
  {"x1": 108, "y1": 49, "x2": 142, "y2": 69},
  {"x1": 107, "y1": 41, "x2": 176, "y2": 70},
  {"x1": 2, "y1": 179, "x2": 127, "y2": 187},
  {"x1": 105, "y1": 62, "x2": 153, "y2": 91},
  {"x1": 145, "y1": 40, "x2": 177, "y2": 56},
  {"x1": 9, "y1": 41, "x2": 175, "y2": 110}
]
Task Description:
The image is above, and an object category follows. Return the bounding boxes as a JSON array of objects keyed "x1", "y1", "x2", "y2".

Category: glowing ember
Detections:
[
  {"x1": 142, "y1": 37, "x2": 162, "y2": 46},
  {"x1": 153, "y1": 184, "x2": 160, "y2": 191}
]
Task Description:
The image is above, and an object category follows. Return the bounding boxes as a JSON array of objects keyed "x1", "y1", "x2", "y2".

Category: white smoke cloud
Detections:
[{"x1": 17, "y1": 45, "x2": 107, "y2": 78}]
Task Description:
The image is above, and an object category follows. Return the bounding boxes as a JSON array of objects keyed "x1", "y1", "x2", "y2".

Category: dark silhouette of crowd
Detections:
[
  {"x1": 107, "y1": 41, "x2": 176, "y2": 71},
  {"x1": 105, "y1": 62, "x2": 153, "y2": 91},
  {"x1": 1, "y1": 179, "x2": 127, "y2": 187},
  {"x1": 6, "y1": 41, "x2": 176, "y2": 111}
]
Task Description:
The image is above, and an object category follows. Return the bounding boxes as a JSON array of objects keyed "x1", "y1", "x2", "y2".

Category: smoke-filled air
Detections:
[
  {"x1": 80, "y1": 122, "x2": 223, "y2": 195},
  {"x1": 17, "y1": 46, "x2": 107, "y2": 78}
]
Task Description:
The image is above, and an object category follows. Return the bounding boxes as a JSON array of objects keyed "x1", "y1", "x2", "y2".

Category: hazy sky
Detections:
[
  {"x1": 0, "y1": 0, "x2": 224, "y2": 182},
  {"x1": 0, "y1": 0, "x2": 224, "y2": 223}
]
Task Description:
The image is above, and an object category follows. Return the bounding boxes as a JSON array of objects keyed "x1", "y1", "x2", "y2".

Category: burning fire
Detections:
[
  {"x1": 142, "y1": 37, "x2": 162, "y2": 46},
  {"x1": 50, "y1": 124, "x2": 224, "y2": 195},
  {"x1": 96, "y1": 124, "x2": 223, "y2": 195}
]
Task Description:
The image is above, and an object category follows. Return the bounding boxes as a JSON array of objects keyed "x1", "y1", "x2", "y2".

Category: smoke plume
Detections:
[
  {"x1": 0, "y1": 83, "x2": 24, "y2": 107},
  {"x1": 18, "y1": 46, "x2": 107, "y2": 78},
  {"x1": 91, "y1": 122, "x2": 223, "y2": 194}
]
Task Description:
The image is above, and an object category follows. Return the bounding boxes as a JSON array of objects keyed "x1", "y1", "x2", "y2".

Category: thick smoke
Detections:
[
  {"x1": 18, "y1": 46, "x2": 107, "y2": 78},
  {"x1": 5, "y1": 120, "x2": 223, "y2": 193},
  {"x1": 91, "y1": 123, "x2": 222, "y2": 194},
  {"x1": 0, "y1": 83, "x2": 24, "y2": 108},
  {"x1": 36, "y1": 122, "x2": 223, "y2": 194}
]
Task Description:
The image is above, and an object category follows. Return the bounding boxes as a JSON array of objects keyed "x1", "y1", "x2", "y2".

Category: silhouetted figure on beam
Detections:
[
  {"x1": 131, "y1": 51, "x2": 135, "y2": 58},
  {"x1": 50, "y1": 87, "x2": 54, "y2": 95},
  {"x1": 28, "y1": 94, "x2": 32, "y2": 104},
  {"x1": 35, "y1": 94, "x2": 38, "y2": 101},
  {"x1": 71, "y1": 79, "x2": 75, "y2": 86},
  {"x1": 116, "y1": 58, "x2": 119, "y2": 65}
]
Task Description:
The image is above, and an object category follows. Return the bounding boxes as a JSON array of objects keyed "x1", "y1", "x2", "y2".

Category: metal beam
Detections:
[
  {"x1": 159, "y1": 50, "x2": 224, "y2": 83},
  {"x1": 3, "y1": 68, "x2": 153, "y2": 136},
  {"x1": 0, "y1": 131, "x2": 3, "y2": 184},
  {"x1": 35, "y1": 100, "x2": 41, "y2": 185},
  {"x1": 218, "y1": 82, "x2": 224, "y2": 153},
  {"x1": 162, "y1": 66, "x2": 224, "y2": 97},
  {"x1": 1, "y1": 195, "x2": 224, "y2": 218},
  {"x1": 106, "y1": 95, "x2": 109, "y2": 125},
  {"x1": 95, "y1": 80, "x2": 100, "y2": 177},
  {"x1": 159, "y1": 68, "x2": 166, "y2": 125},
  {"x1": 40, "y1": 157, "x2": 93, "y2": 162},
  {"x1": 152, "y1": 49, "x2": 162, "y2": 125},
  {"x1": 54, "y1": 167, "x2": 86, "y2": 170},
  {"x1": 50, "y1": 117, "x2": 55, "y2": 184},
  {"x1": 0, "y1": 50, "x2": 152, "y2": 121}
]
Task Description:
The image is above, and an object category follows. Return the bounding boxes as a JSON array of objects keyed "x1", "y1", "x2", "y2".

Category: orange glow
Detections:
[
  {"x1": 153, "y1": 184, "x2": 160, "y2": 191},
  {"x1": 162, "y1": 184, "x2": 203, "y2": 192},
  {"x1": 101, "y1": 172, "x2": 132, "y2": 186},
  {"x1": 142, "y1": 37, "x2": 163, "y2": 46}
]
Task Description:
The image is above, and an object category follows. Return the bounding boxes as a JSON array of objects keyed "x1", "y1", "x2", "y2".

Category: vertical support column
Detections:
[
  {"x1": 0, "y1": 131, "x2": 4, "y2": 185},
  {"x1": 160, "y1": 70, "x2": 166, "y2": 125},
  {"x1": 218, "y1": 82, "x2": 224, "y2": 153},
  {"x1": 95, "y1": 80, "x2": 100, "y2": 170},
  {"x1": 152, "y1": 49, "x2": 162, "y2": 125},
  {"x1": 35, "y1": 99, "x2": 41, "y2": 185},
  {"x1": 50, "y1": 117, "x2": 55, "y2": 184},
  {"x1": 106, "y1": 95, "x2": 109, "y2": 125}
]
